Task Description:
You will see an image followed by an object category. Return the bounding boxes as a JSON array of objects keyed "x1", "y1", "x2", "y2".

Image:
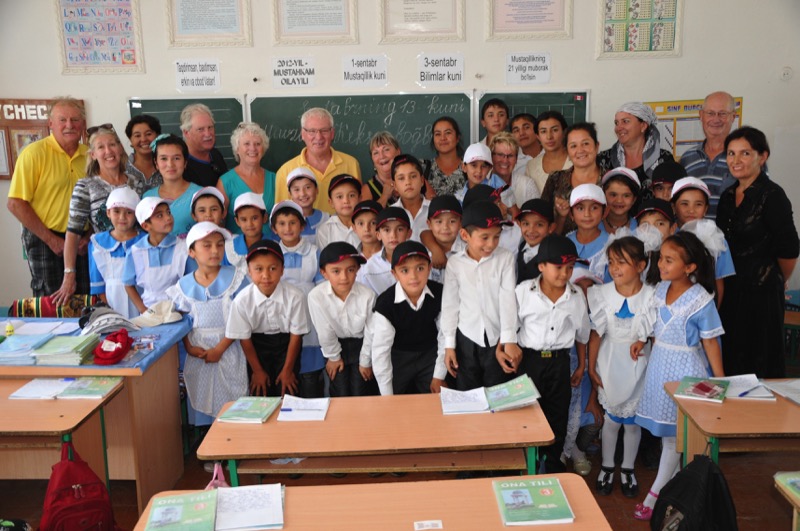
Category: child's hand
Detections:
[
  {"x1": 570, "y1": 366, "x2": 585, "y2": 387},
  {"x1": 496, "y1": 343, "x2": 521, "y2": 374},
  {"x1": 358, "y1": 365, "x2": 374, "y2": 381},
  {"x1": 445, "y1": 348, "x2": 458, "y2": 378},
  {"x1": 204, "y1": 346, "x2": 223, "y2": 363},
  {"x1": 250, "y1": 369, "x2": 269, "y2": 396},
  {"x1": 326, "y1": 359, "x2": 344, "y2": 380},
  {"x1": 430, "y1": 246, "x2": 447, "y2": 269},
  {"x1": 186, "y1": 344, "x2": 206, "y2": 359},
  {"x1": 630, "y1": 341, "x2": 646, "y2": 361},
  {"x1": 585, "y1": 394, "x2": 605, "y2": 426},
  {"x1": 276, "y1": 369, "x2": 298, "y2": 396},
  {"x1": 430, "y1": 378, "x2": 446, "y2": 394},
  {"x1": 554, "y1": 197, "x2": 570, "y2": 219},
  {"x1": 589, "y1": 370, "x2": 603, "y2": 389}
]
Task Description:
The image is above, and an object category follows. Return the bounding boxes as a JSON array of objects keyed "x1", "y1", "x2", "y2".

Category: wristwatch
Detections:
[{"x1": 63, "y1": 268, "x2": 76, "y2": 274}]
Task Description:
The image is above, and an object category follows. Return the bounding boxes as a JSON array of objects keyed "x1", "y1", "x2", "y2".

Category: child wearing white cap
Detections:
[
  {"x1": 190, "y1": 186, "x2": 226, "y2": 227},
  {"x1": 227, "y1": 192, "x2": 271, "y2": 272},
  {"x1": 454, "y1": 142, "x2": 507, "y2": 205},
  {"x1": 89, "y1": 187, "x2": 145, "y2": 318},
  {"x1": 123, "y1": 196, "x2": 190, "y2": 314},
  {"x1": 287, "y1": 167, "x2": 330, "y2": 247},
  {"x1": 566, "y1": 184, "x2": 609, "y2": 292},
  {"x1": 166, "y1": 222, "x2": 249, "y2": 428}
]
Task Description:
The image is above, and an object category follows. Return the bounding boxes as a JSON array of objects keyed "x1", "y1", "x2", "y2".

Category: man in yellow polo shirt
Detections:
[
  {"x1": 274, "y1": 107, "x2": 361, "y2": 214},
  {"x1": 7, "y1": 97, "x2": 89, "y2": 297}
]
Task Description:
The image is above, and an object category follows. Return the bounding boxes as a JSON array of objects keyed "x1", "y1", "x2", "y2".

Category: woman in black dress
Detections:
[{"x1": 716, "y1": 126, "x2": 799, "y2": 377}]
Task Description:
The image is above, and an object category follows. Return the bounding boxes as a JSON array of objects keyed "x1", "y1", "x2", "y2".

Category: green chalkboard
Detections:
[
  {"x1": 248, "y1": 93, "x2": 472, "y2": 177},
  {"x1": 477, "y1": 91, "x2": 588, "y2": 139},
  {"x1": 128, "y1": 97, "x2": 244, "y2": 170}
]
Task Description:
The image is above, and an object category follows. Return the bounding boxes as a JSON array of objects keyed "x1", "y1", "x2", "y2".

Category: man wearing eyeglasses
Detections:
[
  {"x1": 679, "y1": 91, "x2": 737, "y2": 219},
  {"x1": 274, "y1": 107, "x2": 361, "y2": 213},
  {"x1": 7, "y1": 97, "x2": 90, "y2": 297},
  {"x1": 181, "y1": 103, "x2": 228, "y2": 187}
]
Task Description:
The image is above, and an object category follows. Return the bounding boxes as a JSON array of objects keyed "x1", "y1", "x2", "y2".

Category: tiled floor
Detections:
[{"x1": 1, "y1": 449, "x2": 797, "y2": 529}]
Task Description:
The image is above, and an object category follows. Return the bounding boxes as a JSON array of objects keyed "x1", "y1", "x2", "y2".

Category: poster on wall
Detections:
[
  {"x1": 487, "y1": 0, "x2": 572, "y2": 41},
  {"x1": 0, "y1": 131, "x2": 9, "y2": 177},
  {"x1": 597, "y1": 0, "x2": 683, "y2": 59},
  {"x1": 168, "y1": 0, "x2": 252, "y2": 47},
  {"x1": 274, "y1": 0, "x2": 357, "y2": 45},
  {"x1": 646, "y1": 97, "x2": 743, "y2": 158},
  {"x1": 57, "y1": 0, "x2": 145, "y2": 73},
  {"x1": 381, "y1": 0, "x2": 464, "y2": 43}
]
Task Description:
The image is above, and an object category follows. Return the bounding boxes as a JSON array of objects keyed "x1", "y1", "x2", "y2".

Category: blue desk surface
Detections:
[{"x1": 2, "y1": 316, "x2": 191, "y2": 375}]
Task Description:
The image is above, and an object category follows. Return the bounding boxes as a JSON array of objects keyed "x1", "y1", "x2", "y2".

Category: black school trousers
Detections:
[
  {"x1": 249, "y1": 332, "x2": 300, "y2": 397},
  {"x1": 391, "y1": 345, "x2": 437, "y2": 394},
  {"x1": 454, "y1": 329, "x2": 510, "y2": 390},
  {"x1": 329, "y1": 337, "x2": 379, "y2": 397}
]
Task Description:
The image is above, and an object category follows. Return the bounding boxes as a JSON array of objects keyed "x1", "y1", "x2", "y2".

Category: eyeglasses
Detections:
[
  {"x1": 302, "y1": 127, "x2": 333, "y2": 136},
  {"x1": 702, "y1": 111, "x2": 733, "y2": 119},
  {"x1": 87, "y1": 123, "x2": 114, "y2": 136},
  {"x1": 492, "y1": 152, "x2": 516, "y2": 160}
]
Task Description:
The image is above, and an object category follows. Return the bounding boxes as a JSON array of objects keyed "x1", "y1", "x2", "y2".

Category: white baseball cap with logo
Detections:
[
  {"x1": 106, "y1": 187, "x2": 140, "y2": 211},
  {"x1": 570, "y1": 183, "x2": 607, "y2": 206},
  {"x1": 463, "y1": 143, "x2": 493, "y2": 165},
  {"x1": 135, "y1": 196, "x2": 170, "y2": 225},
  {"x1": 233, "y1": 192, "x2": 267, "y2": 213},
  {"x1": 185, "y1": 221, "x2": 232, "y2": 248}
]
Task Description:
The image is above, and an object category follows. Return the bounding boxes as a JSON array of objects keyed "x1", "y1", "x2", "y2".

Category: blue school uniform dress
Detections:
[
  {"x1": 301, "y1": 209, "x2": 330, "y2": 247},
  {"x1": 143, "y1": 183, "x2": 202, "y2": 238},
  {"x1": 89, "y1": 230, "x2": 146, "y2": 318},
  {"x1": 122, "y1": 234, "x2": 189, "y2": 308},
  {"x1": 635, "y1": 281, "x2": 724, "y2": 437},
  {"x1": 167, "y1": 266, "x2": 249, "y2": 424},
  {"x1": 278, "y1": 239, "x2": 325, "y2": 375}
]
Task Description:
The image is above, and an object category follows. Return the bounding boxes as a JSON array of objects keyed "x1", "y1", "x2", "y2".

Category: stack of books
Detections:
[
  {"x1": 440, "y1": 374, "x2": 541, "y2": 415},
  {"x1": 32, "y1": 334, "x2": 100, "y2": 366},
  {"x1": 218, "y1": 396, "x2": 282, "y2": 423},
  {"x1": 0, "y1": 333, "x2": 54, "y2": 366},
  {"x1": 493, "y1": 477, "x2": 575, "y2": 525}
]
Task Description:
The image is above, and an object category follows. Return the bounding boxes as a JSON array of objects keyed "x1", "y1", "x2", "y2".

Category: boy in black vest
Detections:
[{"x1": 371, "y1": 240, "x2": 446, "y2": 395}]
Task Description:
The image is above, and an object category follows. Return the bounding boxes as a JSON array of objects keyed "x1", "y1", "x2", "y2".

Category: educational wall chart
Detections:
[
  {"x1": 598, "y1": 0, "x2": 682, "y2": 58},
  {"x1": 646, "y1": 97, "x2": 743, "y2": 158}
]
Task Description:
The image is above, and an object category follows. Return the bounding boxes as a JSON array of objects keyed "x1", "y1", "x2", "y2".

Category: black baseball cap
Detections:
[
  {"x1": 461, "y1": 200, "x2": 512, "y2": 230},
  {"x1": 327, "y1": 173, "x2": 361, "y2": 197},
  {"x1": 351, "y1": 200, "x2": 382, "y2": 223},
  {"x1": 516, "y1": 198, "x2": 554, "y2": 223},
  {"x1": 652, "y1": 160, "x2": 687, "y2": 185},
  {"x1": 246, "y1": 239, "x2": 284, "y2": 264},
  {"x1": 534, "y1": 234, "x2": 589, "y2": 265},
  {"x1": 462, "y1": 184, "x2": 506, "y2": 208},
  {"x1": 427, "y1": 195, "x2": 462, "y2": 220},
  {"x1": 391, "y1": 153, "x2": 424, "y2": 178},
  {"x1": 391, "y1": 240, "x2": 431, "y2": 269},
  {"x1": 635, "y1": 198, "x2": 675, "y2": 223},
  {"x1": 375, "y1": 206, "x2": 411, "y2": 229},
  {"x1": 319, "y1": 241, "x2": 367, "y2": 268}
]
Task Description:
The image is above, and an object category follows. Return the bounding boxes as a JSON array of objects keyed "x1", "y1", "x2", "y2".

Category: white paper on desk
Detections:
[
  {"x1": 215, "y1": 483, "x2": 284, "y2": 530},
  {"x1": 764, "y1": 380, "x2": 800, "y2": 406},
  {"x1": 276, "y1": 394, "x2": 330, "y2": 421},
  {"x1": 9, "y1": 378, "x2": 74, "y2": 399},
  {"x1": 51, "y1": 322, "x2": 80, "y2": 335},
  {"x1": 716, "y1": 374, "x2": 775, "y2": 400},
  {"x1": 12, "y1": 321, "x2": 61, "y2": 335},
  {"x1": 439, "y1": 386, "x2": 490, "y2": 414}
]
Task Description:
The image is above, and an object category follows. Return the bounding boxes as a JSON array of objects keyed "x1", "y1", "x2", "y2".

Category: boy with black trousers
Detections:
[
  {"x1": 516, "y1": 234, "x2": 591, "y2": 473},
  {"x1": 371, "y1": 240, "x2": 447, "y2": 395},
  {"x1": 441, "y1": 200, "x2": 520, "y2": 390}
]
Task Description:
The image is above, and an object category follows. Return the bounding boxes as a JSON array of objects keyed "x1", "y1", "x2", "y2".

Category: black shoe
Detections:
[
  {"x1": 620, "y1": 468, "x2": 639, "y2": 498},
  {"x1": 595, "y1": 466, "x2": 614, "y2": 495}
]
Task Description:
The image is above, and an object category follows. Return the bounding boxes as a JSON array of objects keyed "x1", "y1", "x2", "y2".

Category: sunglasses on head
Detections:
[{"x1": 87, "y1": 123, "x2": 114, "y2": 136}]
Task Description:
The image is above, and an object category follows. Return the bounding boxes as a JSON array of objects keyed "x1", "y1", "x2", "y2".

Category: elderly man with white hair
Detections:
[
  {"x1": 598, "y1": 101, "x2": 674, "y2": 200},
  {"x1": 180, "y1": 102, "x2": 228, "y2": 187},
  {"x1": 274, "y1": 107, "x2": 361, "y2": 214}
]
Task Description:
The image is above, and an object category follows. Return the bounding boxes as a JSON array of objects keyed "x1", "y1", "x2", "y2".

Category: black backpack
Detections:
[{"x1": 650, "y1": 454, "x2": 738, "y2": 531}]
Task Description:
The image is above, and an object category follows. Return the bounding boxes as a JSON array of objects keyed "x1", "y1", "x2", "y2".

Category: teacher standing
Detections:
[{"x1": 716, "y1": 126, "x2": 799, "y2": 378}]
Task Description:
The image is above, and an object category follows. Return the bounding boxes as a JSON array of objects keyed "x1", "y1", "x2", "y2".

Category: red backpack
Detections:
[{"x1": 39, "y1": 442, "x2": 116, "y2": 531}]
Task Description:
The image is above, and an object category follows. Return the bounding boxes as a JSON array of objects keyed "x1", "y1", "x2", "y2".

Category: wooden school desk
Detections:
[
  {"x1": 0, "y1": 378, "x2": 122, "y2": 487},
  {"x1": 198, "y1": 394, "x2": 555, "y2": 486},
  {"x1": 774, "y1": 474, "x2": 800, "y2": 530},
  {"x1": 134, "y1": 473, "x2": 611, "y2": 530},
  {"x1": 0, "y1": 317, "x2": 191, "y2": 513},
  {"x1": 666, "y1": 380, "x2": 800, "y2": 466}
]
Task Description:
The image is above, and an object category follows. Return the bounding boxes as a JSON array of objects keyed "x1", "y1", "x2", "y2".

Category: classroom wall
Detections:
[{"x1": 1, "y1": 0, "x2": 799, "y2": 300}]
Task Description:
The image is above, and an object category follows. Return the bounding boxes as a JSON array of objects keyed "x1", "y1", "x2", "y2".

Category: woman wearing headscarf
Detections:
[{"x1": 598, "y1": 102, "x2": 674, "y2": 200}]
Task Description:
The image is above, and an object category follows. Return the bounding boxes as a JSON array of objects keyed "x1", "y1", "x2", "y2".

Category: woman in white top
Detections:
[{"x1": 527, "y1": 110, "x2": 572, "y2": 194}]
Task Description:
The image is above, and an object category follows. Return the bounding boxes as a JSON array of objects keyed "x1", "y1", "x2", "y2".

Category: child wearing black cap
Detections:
[
  {"x1": 441, "y1": 200, "x2": 520, "y2": 390},
  {"x1": 423, "y1": 195, "x2": 465, "y2": 283},
  {"x1": 462, "y1": 184, "x2": 523, "y2": 257},
  {"x1": 650, "y1": 160, "x2": 686, "y2": 201},
  {"x1": 226, "y1": 239, "x2": 310, "y2": 397},
  {"x1": 308, "y1": 242, "x2": 377, "y2": 397},
  {"x1": 516, "y1": 198, "x2": 555, "y2": 284},
  {"x1": 315, "y1": 173, "x2": 362, "y2": 250},
  {"x1": 351, "y1": 200, "x2": 383, "y2": 259},
  {"x1": 371, "y1": 241, "x2": 446, "y2": 395},
  {"x1": 516, "y1": 234, "x2": 591, "y2": 473},
  {"x1": 356, "y1": 206, "x2": 411, "y2": 295}
]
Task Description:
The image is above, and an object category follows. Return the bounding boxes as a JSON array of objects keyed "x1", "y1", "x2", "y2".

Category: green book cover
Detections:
[
  {"x1": 218, "y1": 396, "x2": 281, "y2": 423},
  {"x1": 775, "y1": 471, "x2": 800, "y2": 501},
  {"x1": 145, "y1": 490, "x2": 217, "y2": 530},
  {"x1": 493, "y1": 477, "x2": 574, "y2": 525},
  {"x1": 486, "y1": 374, "x2": 541, "y2": 412},
  {"x1": 675, "y1": 376, "x2": 730, "y2": 403},
  {"x1": 57, "y1": 376, "x2": 122, "y2": 399}
]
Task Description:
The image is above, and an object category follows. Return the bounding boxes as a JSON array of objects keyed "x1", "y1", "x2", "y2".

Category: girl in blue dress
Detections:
[{"x1": 632, "y1": 231, "x2": 724, "y2": 520}]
